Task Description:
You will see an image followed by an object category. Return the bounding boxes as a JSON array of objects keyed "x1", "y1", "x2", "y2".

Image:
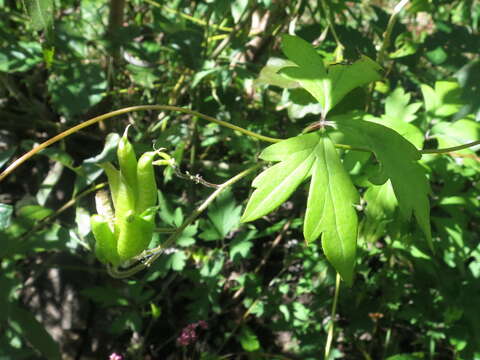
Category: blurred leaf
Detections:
[
  {"x1": 426, "y1": 46, "x2": 447, "y2": 65},
  {"x1": 48, "y1": 62, "x2": 107, "y2": 118},
  {"x1": 157, "y1": 190, "x2": 176, "y2": 226},
  {"x1": 75, "y1": 206, "x2": 92, "y2": 238},
  {"x1": 362, "y1": 181, "x2": 398, "y2": 242},
  {"x1": 200, "y1": 251, "x2": 224, "y2": 277},
  {"x1": 150, "y1": 303, "x2": 162, "y2": 319},
  {"x1": 0, "y1": 42, "x2": 42, "y2": 72},
  {"x1": 85, "y1": 133, "x2": 121, "y2": 164},
  {"x1": 432, "y1": 118, "x2": 480, "y2": 148},
  {"x1": 255, "y1": 58, "x2": 299, "y2": 89},
  {"x1": 229, "y1": 232, "x2": 254, "y2": 261},
  {"x1": 0, "y1": 204, "x2": 13, "y2": 230},
  {"x1": 231, "y1": 0, "x2": 248, "y2": 22},
  {"x1": 390, "y1": 33, "x2": 418, "y2": 58},
  {"x1": 431, "y1": 118, "x2": 480, "y2": 169},
  {"x1": 0, "y1": 147, "x2": 16, "y2": 169},
  {"x1": 8, "y1": 304, "x2": 61, "y2": 360},
  {"x1": 455, "y1": 60, "x2": 480, "y2": 120},
  {"x1": 74, "y1": 133, "x2": 120, "y2": 193},
  {"x1": 110, "y1": 311, "x2": 142, "y2": 334},
  {"x1": 166, "y1": 250, "x2": 187, "y2": 271},
  {"x1": 177, "y1": 223, "x2": 197, "y2": 247},
  {"x1": 17, "y1": 205, "x2": 53, "y2": 222},
  {"x1": 239, "y1": 326, "x2": 260, "y2": 352},
  {"x1": 39, "y1": 147, "x2": 75, "y2": 169},
  {"x1": 36, "y1": 162, "x2": 64, "y2": 206},
  {"x1": 24, "y1": 0, "x2": 54, "y2": 30},
  {"x1": 81, "y1": 286, "x2": 129, "y2": 307},
  {"x1": 386, "y1": 355, "x2": 423, "y2": 360},
  {"x1": 202, "y1": 190, "x2": 241, "y2": 240},
  {"x1": 126, "y1": 64, "x2": 160, "y2": 88}
]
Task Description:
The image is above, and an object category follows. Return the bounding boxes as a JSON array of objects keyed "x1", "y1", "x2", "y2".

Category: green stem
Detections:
[
  {"x1": 107, "y1": 0, "x2": 126, "y2": 63},
  {"x1": 377, "y1": 0, "x2": 409, "y2": 65},
  {"x1": 107, "y1": 164, "x2": 261, "y2": 278},
  {"x1": 0, "y1": 105, "x2": 280, "y2": 183},
  {"x1": 3, "y1": 104, "x2": 478, "y2": 185},
  {"x1": 320, "y1": 0, "x2": 344, "y2": 59},
  {"x1": 324, "y1": 272, "x2": 341, "y2": 359},
  {"x1": 420, "y1": 140, "x2": 480, "y2": 154}
]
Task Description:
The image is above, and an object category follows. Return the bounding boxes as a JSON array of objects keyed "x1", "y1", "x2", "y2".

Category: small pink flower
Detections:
[
  {"x1": 176, "y1": 321, "x2": 208, "y2": 347},
  {"x1": 197, "y1": 320, "x2": 208, "y2": 329},
  {"x1": 109, "y1": 353, "x2": 123, "y2": 360}
]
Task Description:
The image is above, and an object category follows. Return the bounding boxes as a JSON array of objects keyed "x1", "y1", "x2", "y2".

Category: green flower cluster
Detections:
[{"x1": 91, "y1": 129, "x2": 158, "y2": 265}]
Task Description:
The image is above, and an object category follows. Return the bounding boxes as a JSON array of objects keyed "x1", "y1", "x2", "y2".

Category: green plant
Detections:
[
  {"x1": 2, "y1": 1, "x2": 480, "y2": 357},
  {"x1": 90, "y1": 128, "x2": 159, "y2": 264}
]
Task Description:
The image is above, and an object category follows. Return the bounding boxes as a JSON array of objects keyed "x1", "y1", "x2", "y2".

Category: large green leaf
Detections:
[
  {"x1": 279, "y1": 35, "x2": 381, "y2": 116},
  {"x1": 332, "y1": 114, "x2": 431, "y2": 245},
  {"x1": 242, "y1": 132, "x2": 359, "y2": 283},
  {"x1": 304, "y1": 134, "x2": 359, "y2": 285}
]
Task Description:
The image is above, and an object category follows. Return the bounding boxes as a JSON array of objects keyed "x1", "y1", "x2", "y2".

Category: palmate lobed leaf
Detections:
[
  {"x1": 279, "y1": 35, "x2": 382, "y2": 115},
  {"x1": 241, "y1": 132, "x2": 359, "y2": 284},
  {"x1": 240, "y1": 132, "x2": 319, "y2": 222},
  {"x1": 304, "y1": 135, "x2": 359, "y2": 285},
  {"x1": 279, "y1": 35, "x2": 329, "y2": 109},
  {"x1": 240, "y1": 148, "x2": 315, "y2": 222},
  {"x1": 331, "y1": 113, "x2": 432, "y2": 247}
]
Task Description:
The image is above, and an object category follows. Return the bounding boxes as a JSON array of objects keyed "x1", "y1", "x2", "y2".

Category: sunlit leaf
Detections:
[
  {"x1": 240, "y1": 135, "x2": 317, "y2": 222},
  {"x1": 25, "y1": 0, "x2": 54, "y2": 30},
  {"x1": 239, "y1": 326, "x2": 260, "y2": 352},
  {"x1": 421, "y1": 81, "x2": 463, "y2": 118},
  {"x1": 279, "y1": 35, "x2": 381, "y2": 115},
  {"x1": 304, "y1": 134, "x2": 359, "y2": 285},
  {"x1": 242, "y1": 132, "x2": 359, "y2": 283},
  {"x1": 255, "y1": 57, "x2": 299, "y2": 89},
  {"x1": 279, "y1": 35, "x2": 328, "y2": 109},
  {"x1": 384, "y1": 87, "x2": 422, "y2": 123},
  {"x1": 332, "y1": 113, "x2": 431, "y2": 246}
]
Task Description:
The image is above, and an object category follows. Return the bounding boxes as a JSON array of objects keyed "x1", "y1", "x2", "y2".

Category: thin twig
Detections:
[
  {"x1": 324, "y1": 273, "x2": 341, "y2": 359},
  {"x1": 0, "y1": 105, "x2": 280, "y2": 183},
  {"x1": 420, "y1": 140, "x2": 480, "y2": 154},
  {"x1": 377, "y1": 0, "x2": 410, "y2": 65},
  {"x1": 171, "y1": 163, "x2": 221, "y2": 189}
]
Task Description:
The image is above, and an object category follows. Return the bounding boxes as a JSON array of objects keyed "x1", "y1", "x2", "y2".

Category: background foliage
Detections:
[{"x1": 1, "y1": 0, "x2": 480, "y2": 359}]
